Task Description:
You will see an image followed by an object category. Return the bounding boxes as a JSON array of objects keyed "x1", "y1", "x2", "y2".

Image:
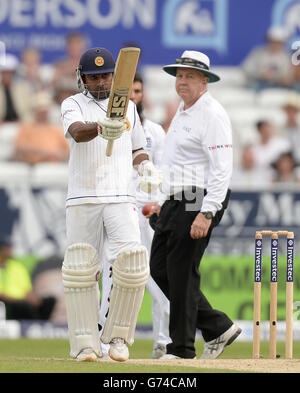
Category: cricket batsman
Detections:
[{"x1": 60, "y1": 47, "x2": 162, "y2": 362}]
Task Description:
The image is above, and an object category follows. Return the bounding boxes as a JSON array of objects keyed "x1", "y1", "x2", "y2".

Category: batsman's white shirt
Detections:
[
  {"x1": 61, "y1": 92, "x2": 146, "y2": 207},
  {"x1": 161, "y1": 91, "x2": 233, "y2": 215}
]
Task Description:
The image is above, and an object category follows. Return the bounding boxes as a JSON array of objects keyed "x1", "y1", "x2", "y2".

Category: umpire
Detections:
[{"x1": 149, "y1": 51, "x2": 241, "y2": 359}]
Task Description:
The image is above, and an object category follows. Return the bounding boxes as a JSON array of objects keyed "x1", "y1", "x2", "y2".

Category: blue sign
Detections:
[
  {"x1": 0, "y1": 0, "x2": 300, "y2": 65},
  {"x1": 0, "y1": 184, "x2": 299, "y2": 257},
  {"x1": 209, "y1": 189, "x2": 300, "y2": 255},
  {"x1": 0, "y1": 0, "x2": 296, "y2": 66}
]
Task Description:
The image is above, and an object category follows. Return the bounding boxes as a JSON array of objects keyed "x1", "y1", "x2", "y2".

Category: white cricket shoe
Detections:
[
  {"x1": 160, "y1": 354, "x2": 181, "y2": 359},
  {"x1": 76, "y1": 348, "x2": 99, "y2": 362},
  {"x1": 101, "y1": 342, "x2": 110, "y2": 359},
  {"x1": 109, "y1": 337, "x2": 129, "y2": 362},
  {"x1": 152, "y1": 344, "x2": 166, "y2": 359},
  {"x1": 201, "y1": 324, "x2": 242, "y2": 359}
]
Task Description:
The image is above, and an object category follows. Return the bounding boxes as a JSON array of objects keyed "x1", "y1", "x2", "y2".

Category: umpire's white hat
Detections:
[{"x1": 163, "y1": 50, "x2": 220, "y2": 83}]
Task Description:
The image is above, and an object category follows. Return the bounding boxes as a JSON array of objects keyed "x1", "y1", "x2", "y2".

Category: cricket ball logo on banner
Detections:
[
  {"x1": 271, "y1": 0, "x2": 300, "y2": 46},
  {"x1": 162, "y1": 0, "x2": 228, "y2": 52}
]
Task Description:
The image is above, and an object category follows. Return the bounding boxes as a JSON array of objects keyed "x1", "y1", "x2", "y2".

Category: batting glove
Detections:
[
  {"x1": 138, "y1": 160, "x2": 163, "y2": 194},
  {"x1": 97, "y1": 117, "x2": 126, "y2": 141}
]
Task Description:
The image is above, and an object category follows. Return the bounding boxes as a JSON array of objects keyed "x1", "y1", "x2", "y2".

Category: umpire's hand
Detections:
[
  {"x1": 143, "y1": 202, "x2": 161, "y2": 218},
  {"x1": 190, "y1": 213, "x2": 212, "y2": 239}
]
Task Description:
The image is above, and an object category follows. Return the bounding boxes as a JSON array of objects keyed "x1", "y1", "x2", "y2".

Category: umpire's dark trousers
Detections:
[{"x1": 150, "y1": 189, "x2": 233, "y2": 358}]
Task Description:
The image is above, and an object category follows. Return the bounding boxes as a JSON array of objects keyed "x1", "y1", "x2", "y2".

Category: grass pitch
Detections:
[{"x1": 0, "y1": 339, "x2": 299, "y2": 373}]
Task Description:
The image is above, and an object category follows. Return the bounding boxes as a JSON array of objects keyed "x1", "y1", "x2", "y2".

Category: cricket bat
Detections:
[{"x1": 106, "y1": 47, "x2": 140, "y2": 156}]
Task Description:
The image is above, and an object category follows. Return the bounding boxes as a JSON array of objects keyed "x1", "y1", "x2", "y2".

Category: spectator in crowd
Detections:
[
  {"x1": 14, "y1": 91, "x2": 69, "y2": 165},
  {"x1": 31, "y1": 255, "x2": 67, "y2": 324},
  {"x1": 271, "y1": 151, "x2": 300, "y2": 184},
  {"x1": 281, "y1": 93, "x2": 300, "y2": 163},
  {"x1": 0, "y1": 237, "x2": 55, "y2": 320},
  {"x1": 252, "y1": 120, "x2": 291, "y2": 183},
  {"x1": 52, "y1": 32, "x2": 87, "y2": 91},
  {"x1": 292, "y1": 49, "x2": 300, "y2": 92},
  {"x1": 17, "y1": 48, "x2": 53, "y2": 93},
  {"x1": 49, "y1": 80, "x2": 79, "y2": 125},
  {"x1": 231, "y1": 144, "x2": 268, "y2": 187},
  {"x1": 242, "y1": 26, "x2": 293, "y2": 91},
  {"x1": 0, "y1": 54, "x2": 32, "y2": 123},
  {"x1": 161, "y1": 99, "x2": 180, "y2": 133}
]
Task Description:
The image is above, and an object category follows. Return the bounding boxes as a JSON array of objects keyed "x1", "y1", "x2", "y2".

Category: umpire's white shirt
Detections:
[
  {"x1": 161, "y1": 91, "x2": 233, "y2": 215},
  {"x1": 61, "y1": 92, "x2": 146, "y2": 206}
]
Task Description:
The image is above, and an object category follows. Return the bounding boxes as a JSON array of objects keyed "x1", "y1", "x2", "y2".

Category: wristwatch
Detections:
[{"x1": 201, "y1": 211, "x2": 214, "y2": 220}]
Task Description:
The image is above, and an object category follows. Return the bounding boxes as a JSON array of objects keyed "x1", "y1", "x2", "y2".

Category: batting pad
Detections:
[
  {"x1": 62, "y1": 243, "x2": 102, "y2": 358},
  {"x1": 101, "y1": 246, "x2": 149, "y2": 345}
]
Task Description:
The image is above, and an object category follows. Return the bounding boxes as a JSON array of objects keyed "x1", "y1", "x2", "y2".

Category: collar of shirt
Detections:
[
  {"x1": 178, "y1": 90, "x2": 210, "y2": 116},
  {"x1": 84, "y1": 91, "x2": 109, "y2": 106},
  {"x1": 84, "y1": 91, "x2": 94, "y2": 101}
]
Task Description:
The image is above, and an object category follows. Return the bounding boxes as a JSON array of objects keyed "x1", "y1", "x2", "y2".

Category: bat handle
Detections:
[{"x1": 106, "y1": 140, "x2": 114, "y2": 156}]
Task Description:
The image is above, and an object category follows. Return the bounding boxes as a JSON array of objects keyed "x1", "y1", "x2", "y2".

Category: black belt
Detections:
[{"x1": 168, "y1": 188, "x2": 231, "y2": 210}]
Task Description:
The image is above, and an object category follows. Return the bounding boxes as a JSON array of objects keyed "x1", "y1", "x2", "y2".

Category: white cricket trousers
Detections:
[{"x1": 66, "y1": 203, "x2": 141, "y2": 265}]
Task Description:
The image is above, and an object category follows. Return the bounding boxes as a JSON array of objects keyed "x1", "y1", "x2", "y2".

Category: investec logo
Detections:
[
  {"x1": 270, "y1": 239, "x2": 278, "y2": 282},
  {"x1": 255, "y1": 239, "x2": 262, "y2": 282},
  {"x1": 162, "y1": 0, "x2": 228, "y2": 52},
  {"x1": 287, "y1": 239, "x2": 294, "y2": 282}
]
